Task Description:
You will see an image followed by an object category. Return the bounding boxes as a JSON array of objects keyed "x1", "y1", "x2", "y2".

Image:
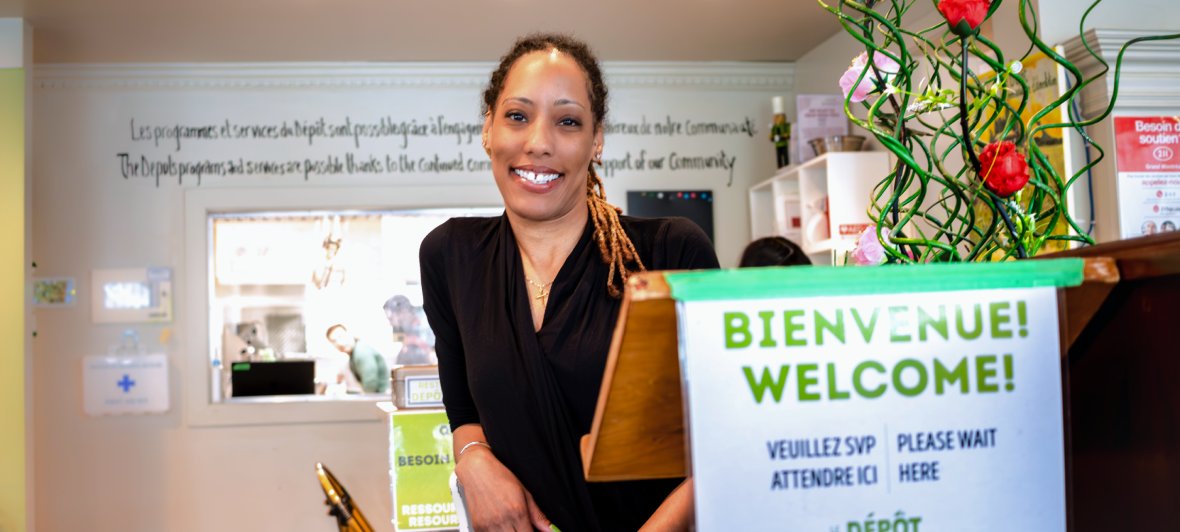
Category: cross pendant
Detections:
[{"x1": 535, "y1": 287, "x2": 548, "y2": 300}]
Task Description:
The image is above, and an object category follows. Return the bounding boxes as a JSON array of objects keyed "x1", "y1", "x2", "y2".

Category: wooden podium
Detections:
[
  {"x1": 580, "y1": 272, "x2": 685, "y2": 481},
  {"x1": 580, "y1": 232, "x2": 1180, "y2": 530}
]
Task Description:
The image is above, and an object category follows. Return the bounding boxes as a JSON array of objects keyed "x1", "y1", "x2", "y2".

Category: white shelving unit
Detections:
[{"x1": 749, "y1": 152, "x2": 892, "y2": 265}]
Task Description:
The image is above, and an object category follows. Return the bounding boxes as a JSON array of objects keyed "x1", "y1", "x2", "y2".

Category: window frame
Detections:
[{"x1": 185, "y1": 185, "x2": 502, "y2": 427}]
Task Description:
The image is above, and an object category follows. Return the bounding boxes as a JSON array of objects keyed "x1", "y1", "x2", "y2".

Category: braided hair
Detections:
[{"x1": 483, "y1": 33, "x2": 644, "y2": 298}]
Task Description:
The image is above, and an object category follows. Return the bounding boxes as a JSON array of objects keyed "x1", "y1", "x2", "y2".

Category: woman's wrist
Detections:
[
  {"x1": 456, "y1": 440, "x2": 494, "y2": 466},
  {"x1": 458, "y1": 441, "x2": 491, "y2": 459}
]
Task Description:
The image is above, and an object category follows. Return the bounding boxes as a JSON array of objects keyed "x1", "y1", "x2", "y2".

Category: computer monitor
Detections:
[
  {"x1": 626, "y1": 190, "x2": 714, "y2": 243},
  {"x1": 231, "y1": 360, "x2": 316, "y2": 397}
]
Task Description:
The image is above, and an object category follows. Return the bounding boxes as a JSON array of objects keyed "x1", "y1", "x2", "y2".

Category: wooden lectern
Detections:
[
  {"x1": 580, "y1": 232, "x2": 1180, "y2": 531},
  {"x1": 581, "y1": 272, "x2": 685, "y2": 481}
]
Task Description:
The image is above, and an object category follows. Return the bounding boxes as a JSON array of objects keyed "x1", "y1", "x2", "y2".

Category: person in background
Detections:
[
  {"x1": 383, "y1": 295, "x2": 434, "y2": 366},
  {"x1": 326, "y1": 324, "x2": 389, "y2": 394},
  {"x1": 739, "y1": 236, "x2": 812, "y2": 267}
]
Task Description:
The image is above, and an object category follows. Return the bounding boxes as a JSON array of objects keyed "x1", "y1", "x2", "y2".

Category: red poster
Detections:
[{"x1": 1114, "y1": 116, "x2": 1180, "y2": 237}]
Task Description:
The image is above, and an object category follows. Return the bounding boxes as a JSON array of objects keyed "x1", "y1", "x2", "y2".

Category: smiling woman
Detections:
[{"x1": 419, "y1": 33, "x2": 719, "y2": 532}]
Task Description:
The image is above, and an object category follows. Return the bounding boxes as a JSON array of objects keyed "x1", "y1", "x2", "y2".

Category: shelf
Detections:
[{"x1": 748, "y1": 152, "x2": 891, "y2": 263}]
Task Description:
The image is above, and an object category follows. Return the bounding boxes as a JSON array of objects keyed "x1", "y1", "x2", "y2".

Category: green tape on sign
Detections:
[
  {"x1": 232, "y1": 363, "x2": 250, "y2": 371},
  {"x1": 665, "y1": 258, "x2": 1085, "y2": 302}
]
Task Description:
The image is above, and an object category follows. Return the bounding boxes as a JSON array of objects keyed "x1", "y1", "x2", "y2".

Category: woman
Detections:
[{"x1": 419, "y1": 34, "x2": 719, "y2": 532}]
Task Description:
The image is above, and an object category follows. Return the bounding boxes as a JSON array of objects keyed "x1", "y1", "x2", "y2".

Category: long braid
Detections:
[{"x1": 586, "y1": 163, "x2": 645, "y2": 298}]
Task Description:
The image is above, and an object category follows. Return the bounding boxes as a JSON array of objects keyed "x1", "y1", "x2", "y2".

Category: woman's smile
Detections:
[{"x1": 511, "y1": 164, "x2": 564, "y2": 192}]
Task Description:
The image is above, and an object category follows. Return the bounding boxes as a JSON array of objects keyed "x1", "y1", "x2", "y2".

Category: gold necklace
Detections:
[{"x1": 526, "y1": 277, "x2": 552, "y2": 301}]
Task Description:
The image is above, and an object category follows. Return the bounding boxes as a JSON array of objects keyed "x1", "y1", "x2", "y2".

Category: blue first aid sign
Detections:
[{"x1": 83, "y1": 354, "x2": 170, "y2": 416}]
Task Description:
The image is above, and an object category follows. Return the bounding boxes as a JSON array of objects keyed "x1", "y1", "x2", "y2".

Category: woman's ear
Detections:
[
  {"x1": 481, "y1": 111, "x2": 492, "y2": 154},
  {"x1": 593, "y1": 124, "x2": 605, "y2": 161}
]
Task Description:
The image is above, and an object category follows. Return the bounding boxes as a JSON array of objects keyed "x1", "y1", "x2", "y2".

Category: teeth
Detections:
[{"x1": 514, "y1": 168, "x2": 560, "y2": 184}]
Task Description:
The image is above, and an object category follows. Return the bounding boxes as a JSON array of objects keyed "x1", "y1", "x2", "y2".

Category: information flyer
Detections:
[
  {"x1": 389, "y1": 410, "x2": 458, "y2": 531},
  {"x1": 1115, "y1": 116, "x2": 1180, "y2": 238},
  {"x1": 796, "y1": 94, "x2": 849, "y2": 164},
  {"x1": 672, "y1": 263, "x2": 1076, "y2": 531}
]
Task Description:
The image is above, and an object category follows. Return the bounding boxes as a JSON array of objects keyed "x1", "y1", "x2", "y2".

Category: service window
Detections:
[{"x1": 209, "y1": 208, "x2": 498, "y2": 401}]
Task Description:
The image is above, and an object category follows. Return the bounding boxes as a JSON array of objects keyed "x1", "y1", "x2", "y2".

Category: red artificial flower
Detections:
[
  {"x1": 938, "y1": 0, "x2": 991, "y2": 35},
  {"x1": 979, "y1": 142, "x2": 1030, "y2": 197}
]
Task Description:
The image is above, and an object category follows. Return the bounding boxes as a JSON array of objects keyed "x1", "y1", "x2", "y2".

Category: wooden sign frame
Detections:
[{"x1": 580, "y1": 255, "x2": 1128, "y2": 482}]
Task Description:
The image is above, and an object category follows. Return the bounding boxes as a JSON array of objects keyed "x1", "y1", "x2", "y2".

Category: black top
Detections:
[{"x1": 420, "y1": 213, "x2": 719, "y2": 532}]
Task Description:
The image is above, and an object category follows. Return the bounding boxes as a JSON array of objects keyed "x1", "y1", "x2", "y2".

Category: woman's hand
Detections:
[{"x1": 454, "y1": 425, "x2": 553, "y2": 532}]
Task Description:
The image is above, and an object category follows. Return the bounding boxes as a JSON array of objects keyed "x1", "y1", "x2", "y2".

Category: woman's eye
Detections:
[
  {"x1": 558, "y1": 118, "x2": 581, "y2": 127},
  {"x1": 506, "y1": 112, "x2": 526, "y2": 122}
]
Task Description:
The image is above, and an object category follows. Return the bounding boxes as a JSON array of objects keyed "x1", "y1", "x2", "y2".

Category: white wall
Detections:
[
  {"x1": 31, "y1": 62, "x2": 792, "y2": 532},
  {"x1": 1040, "y1": 0, "x2": 1180, "y2": 45}
]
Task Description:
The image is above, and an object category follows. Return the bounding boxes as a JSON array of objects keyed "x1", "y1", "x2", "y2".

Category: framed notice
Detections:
[
  {"x1": 404, "y1": 376, "x2": 444, "y2": 408},
  {"x1": 1114, "y1": 116, "x2": 1180, "y2": 238},
  {"x1": 668, "y1": 261, "x2": 1082, "y2": 531},
  {"x1": 796, "y1": 94, "x2": 850, "y2": 164}
]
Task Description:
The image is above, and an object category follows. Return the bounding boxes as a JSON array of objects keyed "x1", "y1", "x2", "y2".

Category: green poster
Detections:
[{"x1": 390, "y1": 410, "x2": 458, "y2": 530}]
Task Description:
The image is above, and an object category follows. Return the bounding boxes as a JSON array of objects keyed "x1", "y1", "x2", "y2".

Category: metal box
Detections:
[{"x1": 392, "y1": 365, "x2": 443, "y2": 409}]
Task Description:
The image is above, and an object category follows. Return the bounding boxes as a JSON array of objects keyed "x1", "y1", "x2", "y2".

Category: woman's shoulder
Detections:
[{"x1": 420, "y1": 215, "x2": 505, "y2": 263}]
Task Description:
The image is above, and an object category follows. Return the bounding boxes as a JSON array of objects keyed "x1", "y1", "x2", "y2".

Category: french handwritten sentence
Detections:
[{"x1": 128, "y1": 115, "x2": 758, "y2": 152}]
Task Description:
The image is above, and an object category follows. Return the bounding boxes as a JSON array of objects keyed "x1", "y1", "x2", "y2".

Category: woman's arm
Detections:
[
  {"x1": 453, "y1": 424, "x2": 554, "y2": 532},
  {"x1": 638, "y1": 478, "x2": 694, "y2": 532},
  {"x1": 421, "y1": 226, "x2": 550, "y2": 530}
]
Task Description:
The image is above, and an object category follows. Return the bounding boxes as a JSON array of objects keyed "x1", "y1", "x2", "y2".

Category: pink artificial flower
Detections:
[
  {"x1": 839, "y1": 52, "x2": 901, "y2": 103},
  {"x1": 852, "y1": 225, "x2": 889, "y2": 266},
  {"x1": 852, "y1": 224, "x2": 916, "y2": 265}
]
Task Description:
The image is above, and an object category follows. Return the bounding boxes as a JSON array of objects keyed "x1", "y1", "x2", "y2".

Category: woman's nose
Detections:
[{"x1": 524, "y1": 121, "x2": 554, "y2": 157}]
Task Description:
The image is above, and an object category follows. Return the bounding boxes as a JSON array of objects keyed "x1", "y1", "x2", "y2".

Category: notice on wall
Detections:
[
  {"x1": 1115, "y1": 116, "x2": 1180, "y2": 237},
  {"x1": 796, "y1": 94, "x2": 849, "y2": 164},
  {"x1": 672, "y1": 265, "x2": 1072, "y2": 531},
  {"x1": 390, "y1": 410, "x2": 458, "y2": 531},
  {"x1": 82, "y1": 354, "x2": 170, "y2": 416}
]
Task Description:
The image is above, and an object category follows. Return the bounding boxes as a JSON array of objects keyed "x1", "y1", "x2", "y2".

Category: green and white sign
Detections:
[
  {"x1": 669, "y1": 260, "x2": 1082, "y2": 532},
  {"x1": 389, "y1": 410, "x2": 458, "y2": 531}
]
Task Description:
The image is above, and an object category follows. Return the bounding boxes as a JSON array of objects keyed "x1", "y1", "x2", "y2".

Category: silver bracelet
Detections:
[{"x1": 459, "y1": 441, "x2": 491, "y2": 458}]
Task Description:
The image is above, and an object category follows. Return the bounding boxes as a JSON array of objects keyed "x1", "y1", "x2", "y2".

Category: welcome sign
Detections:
[{"x1": 669, "y1": 261, "x2": 1082, "y2": 532}]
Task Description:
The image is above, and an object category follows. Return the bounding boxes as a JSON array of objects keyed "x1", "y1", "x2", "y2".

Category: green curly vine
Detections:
[{"x1": 817, "y1": 0, "x2": 1180, "y2": 262}]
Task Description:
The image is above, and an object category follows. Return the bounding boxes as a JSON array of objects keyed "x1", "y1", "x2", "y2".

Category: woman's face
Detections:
[{"x1": 483, "y1": 50, "x2": 603, "y2": 223}]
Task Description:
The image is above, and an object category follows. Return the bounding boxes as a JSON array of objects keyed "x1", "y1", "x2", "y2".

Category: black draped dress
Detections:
[{"x1": 419, "y1": 213, "x2": 719, "y2": 532}]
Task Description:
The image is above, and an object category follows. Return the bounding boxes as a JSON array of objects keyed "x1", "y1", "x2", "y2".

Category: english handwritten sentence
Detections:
[
  {"x1": 114, "y1": 149, "x2": 739, "y2": 186},
  {"x1": 129, "y1": 115, "x2": 758, "y2": 152}
]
